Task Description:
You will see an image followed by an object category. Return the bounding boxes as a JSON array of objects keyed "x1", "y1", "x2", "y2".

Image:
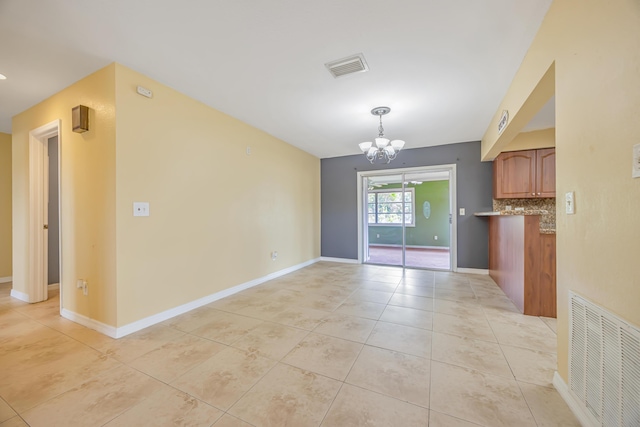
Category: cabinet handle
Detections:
[
  {"x1": 537, "y1": 192, "x2": 541, "y2": 196},
  {"x1": 531, "y1": 193, "x2": 535, "y2": 196}
]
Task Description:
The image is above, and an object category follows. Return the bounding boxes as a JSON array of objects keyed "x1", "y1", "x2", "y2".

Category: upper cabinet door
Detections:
[
  {"x1": 493, "y1": 150, "x2": 536, "y2": 198},
  {"x1": 536, "y1": 148, "x2": 556, "y2": 197}
]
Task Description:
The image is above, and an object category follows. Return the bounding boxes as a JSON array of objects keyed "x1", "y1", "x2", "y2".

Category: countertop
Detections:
[
  {"x1": 475, "y1": 210, "x2": 555, "y2": 234},
  {"x1": 474, "y1": 209, "x2": 549, "y2": 217}
]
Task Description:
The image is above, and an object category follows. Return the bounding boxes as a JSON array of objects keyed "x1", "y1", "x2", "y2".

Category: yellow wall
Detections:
[
  {"x1": 503, "y1": 128, "x2": 555, "y2": 152},
  {"x1": 12, "y1": 64, "x2": 117, "y2": 325},
  {"x1": 114, "y1": 64, "x2": 320, "y2": 326},
  {"x1": 482, "y1": 0, "x2": 640, "y2": 382},
  {"x1": 0, "y1": 133, "x2": 12, "y2": 278}
]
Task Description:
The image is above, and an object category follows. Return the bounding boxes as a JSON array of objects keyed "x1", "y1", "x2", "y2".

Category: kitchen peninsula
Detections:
[{"x1": 476, "y1": 210, "x2": 556, "y2": 318}]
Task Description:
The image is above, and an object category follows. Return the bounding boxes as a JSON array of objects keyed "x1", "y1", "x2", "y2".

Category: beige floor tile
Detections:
[
  {"x1": 435, "y1": 281, "x2": 474, "y2": 293},
  {"x1": 100, "y1": 324, "x2": 186, "y2": 363},
  {"x1": 433, "y1": 288, "x2": 478, "y2": 303},
  {"x1": 321, "y1": 383, "x2": 429, "y2": 427},
  {"x1": 268, "y1": 289, "x2": 347, "y2": 312},
  {"x1": 429, "y1": 410, "x2": 483, "y2": 427},
  {"x1": 22, "y1": 365, "x2": 163, "y2": 427},
  {"x1": 540, "y1": 316, "x2": 557, "y2": 334},
  {"x1": 335, "y1": 299, "x2": 386, "y2": 320},
  {"x1": 519, "y1": 381, "x2": 581, "y2": 427},
  {"x1": 0, "y1": 321, "x2": 62, "y2": 359},
  {"x1": 313, "y1": 313, "x2": 376, "y2": 343},
  {"x1": 190, "y1": 311, "x2": 264, "y2": 345},
  {"x1": 430, "y1": 361, "x2": 536, "y2": 427},
  {"x1": 489, "y1": 319, "x2": 557, "y2": 353},
  {"x1": 431, "y1": 332, "x2": 511, "y2": 378},
  {"x1": 0, "y1": 336, "x2": 123, "y2": 412},
  {"x1": 483, "y1": 307, "x2": 546, "y2": 326},
  {"x1": 172, "y1": 346, "x2": 275, "y2": 410},
  {"x1": 349, "y1": 289, "x2": 394, "y2": 304},
  {"x1": 0, "y1": 399, "x2": 16, "y2": 423},
  {"x1": 432, "y1": 298, "x2": 485, "y2": 319},
  {"x1": 432, "y1": 312, "x2": 496, "y2": 342},
  {"x1": 290, "y1": 283, "x2": 354, "y2": 299},
  {"x1": 234, "y1": 300, "x2": 289, "y2": 320},
  {"x1": 346, "y1": 346, "x2": 430, "y2": 408},
  {"x1": 366, "y1": 321, "x2": 432, "y2": 358},
  {"x1": 388, "y1": 294, "x2": 434, "y2": 311},
  {"x1": 228, "y1": 363, "x2": 341, "y2": 427},
  {"x1": 213, "y1": 414, "x2": 254, "y2": 426},
  {"x1": 296, "y1": 293, "x2": 348, "y2": 312},
  {"x1": 282, "y1": 333, "x2": 363, "y2": 380},
  {"x1": 399, "y1": 276, "x2": 435, "y2": 287},
  {"x1": 207, "y1": 295, "x2": 255, "y2": 313},
  {"x1": 268, "y1": 306, "x2": 329, "y2": 330},
  {"x1": 477, "y1": 296, "x2": 519, "y2": 312},
  {"x1": 164, "y1": 306, "x2": 231, "y2": 332},
  {"x1": 501, "y1": 345, "x2": 556, "y2": 387},
  {"x1": 0, "y1": 417, "x2": 28, "y2": 427},
  {"x1": 379, "y1": 305, "x2": 433, "y2": 330},
  {"x1": 104, "y1": 386, "x2": 223, "y2": 426},
  {"x1": 128, "y1": 334, "x2": 227, "y2": 383},
  {"x1": 356, "y1": 280, "x2": 399, "y2": 292},
  {"x1": 231, "y1": 322, "x2": 309, "y2": 360},
  {"x1": 394, "y1": 284, "x2": 434, "y2": 298}
]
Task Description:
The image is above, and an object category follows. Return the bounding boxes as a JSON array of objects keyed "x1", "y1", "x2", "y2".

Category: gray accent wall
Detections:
[{"x1": 321, "y1": 141, "x2": 493, "y2": 269}]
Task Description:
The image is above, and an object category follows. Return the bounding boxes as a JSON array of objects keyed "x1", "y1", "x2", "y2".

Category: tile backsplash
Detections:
[{"x1": 493, "y1": 198, "x2": 556, "y2": 230}]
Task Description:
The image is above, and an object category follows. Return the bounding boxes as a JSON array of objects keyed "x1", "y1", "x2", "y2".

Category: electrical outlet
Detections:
[
  {"x1": 82, "y1": 281, "x2": 88, "y2": 296},
  {"x1": 271, "y1": 251, "x2": 278, "y2": 261},
  {"x1": 459, "y1": 208, "x2": 465, "y2": 216},
  {"x1": 133, "y1": 202, "x2": 150, "y2": 217},
  {"x1": 77, "y1": 279, "x2": 84, "y2": 289},
  {"x1": 434, "y1": 235, "x2": 438, "y2": 241}
]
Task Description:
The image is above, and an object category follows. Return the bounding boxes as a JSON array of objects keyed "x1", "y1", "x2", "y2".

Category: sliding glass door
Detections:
[{"x1": 361, "y1": 168, "x2": 453, "y2": 270}]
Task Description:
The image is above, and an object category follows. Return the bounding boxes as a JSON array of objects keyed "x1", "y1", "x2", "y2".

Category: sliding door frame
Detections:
[{"x1": 356, "y1": 164, "x2": 457, "y2": 271}]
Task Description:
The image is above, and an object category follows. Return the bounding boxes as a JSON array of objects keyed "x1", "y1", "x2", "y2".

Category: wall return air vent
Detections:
[
  {"x1": 325, "y1": 53, "x2": 369, "y2": 78},
  {"x1": 569, "y1": 291, "x2": 640, "y2": 426}
]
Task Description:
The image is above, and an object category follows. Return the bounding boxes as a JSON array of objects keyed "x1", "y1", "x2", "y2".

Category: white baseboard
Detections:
[
  {"x1": 61, "y1": 308, "x2": 118, "y2": 338},
  {"x1": 319, "y1": 257, "x2": 359, "y2": 264},
  {"x1": 553, "y1": 371, "x2": 594, "y2": 427},
  {"x1": 48, "y1": 283, "x2": 59, "y2": 291},
  {"x1": 455, "y1": 268, "x2": 489, "y2": 275},
  {"x1": 0, "y1": 276, "x2": 12, "y2": 283},
  {"x1": 10, "y1": 288, "x2": 30, "y2": 302},
  {"x1": 111, "y1": 258, "x2": 319, "y2": 339}
]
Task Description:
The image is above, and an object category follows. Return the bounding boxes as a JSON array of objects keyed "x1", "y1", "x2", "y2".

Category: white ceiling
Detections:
[{"x1": 0, "y1": 0, "x2": 552, "y2": 158}]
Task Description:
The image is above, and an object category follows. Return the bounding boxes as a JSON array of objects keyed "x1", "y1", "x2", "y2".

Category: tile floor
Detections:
[{"x1": 0, "y1": 263, "x2": 580, "y2": 426}]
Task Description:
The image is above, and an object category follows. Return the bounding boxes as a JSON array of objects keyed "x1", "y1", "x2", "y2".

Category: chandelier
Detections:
[{"x1": 358, "y1": 106, "x2": 405, "y2": 164}]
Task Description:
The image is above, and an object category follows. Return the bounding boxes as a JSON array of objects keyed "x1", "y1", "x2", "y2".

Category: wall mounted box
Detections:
[{"x1": 72, "y1": 105, "x2": 89, "y2": 133}]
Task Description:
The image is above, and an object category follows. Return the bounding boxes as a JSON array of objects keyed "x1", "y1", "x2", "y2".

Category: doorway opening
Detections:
[{"x1": 357, "y1": 165, "x2": 457, "y2": 271}]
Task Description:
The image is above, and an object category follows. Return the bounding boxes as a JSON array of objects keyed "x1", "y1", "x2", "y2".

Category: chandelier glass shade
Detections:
[{"x1": 359, "y1": 107, "x2": 405, "y2": 164}]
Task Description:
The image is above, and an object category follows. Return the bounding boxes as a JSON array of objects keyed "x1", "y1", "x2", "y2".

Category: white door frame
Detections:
[
  {"x1": 27, "y1": 120, "x2": 61, "y2": 303},
  {"x1": 356, "y1": 164, "x2": 458, "y2": 271}
]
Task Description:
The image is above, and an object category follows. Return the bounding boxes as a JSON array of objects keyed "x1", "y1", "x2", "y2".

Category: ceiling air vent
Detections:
[{"x1": 325, "y1": 53, "x2": 369, "y2": 78}]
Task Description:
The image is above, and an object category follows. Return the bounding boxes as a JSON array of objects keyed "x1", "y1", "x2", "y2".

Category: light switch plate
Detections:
[
  {"x1": 633, "y1": 143, "x2": 640, "y2": 178},
  {"x1": 565, "y1": 191, "x2": 575, "y2": 215},
  {"x1": 133, "y1": 202, "x2": 150, "y2": 217},
  {"x1": 459, "y1": 208, "x2": 465, "y2": 216}
]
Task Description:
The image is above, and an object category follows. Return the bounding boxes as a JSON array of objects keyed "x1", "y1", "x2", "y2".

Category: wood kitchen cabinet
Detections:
[{"x1": 493, "y1": 148, "x2": 555, "y2": 198}]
